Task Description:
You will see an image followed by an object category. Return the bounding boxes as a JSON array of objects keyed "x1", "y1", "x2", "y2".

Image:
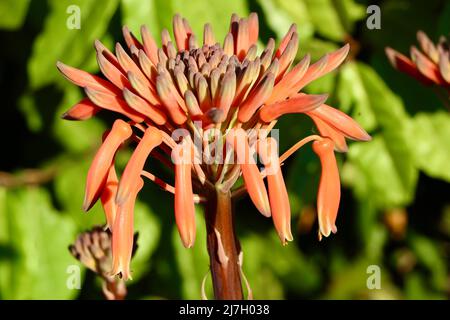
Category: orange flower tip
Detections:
[
  {"x1": 82, "y1": 199, "x2": 91, "y2": 212},
  {"x1": 260, "y1": 205, "x2": 272, "y2": 218},
  {"x1": 280, "y1": 233, "x2": 294, "y2": 246}
]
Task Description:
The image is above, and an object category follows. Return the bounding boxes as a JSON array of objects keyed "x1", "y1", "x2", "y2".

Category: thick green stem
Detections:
[{"x1": 205, "y1": 187, "x2": 243, "y2": 300}]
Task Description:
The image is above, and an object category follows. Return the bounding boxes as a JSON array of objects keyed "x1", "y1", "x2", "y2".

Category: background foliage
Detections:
[{"x1": 0, "y1": 0, "x2": 449, "y2": 299}]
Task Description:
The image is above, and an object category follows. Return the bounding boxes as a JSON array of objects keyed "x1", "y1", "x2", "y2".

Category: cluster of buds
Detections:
[
  {"x1": 58, "y1": 13, "x2": 370, "y2": 281},
  {"x1": 386, "y1": 31, "x2": 450, "y2": 90},
  {"x1": 68, "y1": 226, "x2": 137, "y2": 299}
]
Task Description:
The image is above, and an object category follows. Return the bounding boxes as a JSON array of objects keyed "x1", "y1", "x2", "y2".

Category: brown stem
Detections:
[{"x1": 205, "y1": 187, "x2": 243, "y2": 300}]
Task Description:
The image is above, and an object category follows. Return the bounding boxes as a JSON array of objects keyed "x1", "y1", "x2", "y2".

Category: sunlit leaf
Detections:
[
  {"x1": 0, "y1": 187, "x2": 79, "y2": 299},
  {"x1": 342, "y1": 62, "x2": 418, "y2": 208},
  {"x1": 407, "y1": 112, "x2": 450, "y2": 182},
  {"x1": 28, "y1": 0, "x2": 119, "y2": 89},
  {"x1": 172, "y1": 207, "x2": 211, "y2": 299},
  {"x1": 303, "y1": 0, "x2": 346, "y2": 41}
]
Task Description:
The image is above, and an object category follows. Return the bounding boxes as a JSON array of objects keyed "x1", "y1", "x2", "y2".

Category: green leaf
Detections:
[
  {"x1": 121, "y1": 0, "x2": 248, "y2": 44},
  {"x1": 28, "y1": 0, "x2": 119, "y2": 89},
  {"x1": 0, "y1": 187, "x2": 79, "y2": 299},
  {"x1": 332, "y1": 0, "x2": 366, "y2": 33},
  {"x1": 18, "y1": 92, "x2": 44, "y2": 133},
  {"x1": 53, "y1": 85, "x2": 105, "y2": 153},
  {"x1": 53, "y1": 157, "x2": 105, "y2": 230},
  {"x1": 171, "y1": 0, "x2": 248, "y2": 41},
  {"x1": 0, "y1": 0, "x2": 30, "y2": 30},
  {"x1": 130, "y1": 200, "x2": 161, "y2": 281},
  {"x1": 407, "y1": 112, "x2": 450, "y2": 182},
  {"x1": 240, "y1": 233, "x2": 285, "y2": 299},
  {"x1": 409, "y1": 234, "x2": 447, "y2": 293},
  {"x1": 256, "y1": 0, "x2": 314, "y2": 42},
  {"x1": 343, "y1": 137, "x2": 414, "y2": 208},
  {"x1": 303, "y1": 0, "x2": 346, "y2": 41},
  {"x1": 325, "y1": 258, "x2": 401, "y2": 299},
  {"x1": 172, "y1": 207, "x2": 211, "y2": 299},
  {"x1": 342, "y1": 62, "x2": 418, "y2": 208},
  {"x1": 336, "y1": 62, "x2": 377, "y2": 132}
]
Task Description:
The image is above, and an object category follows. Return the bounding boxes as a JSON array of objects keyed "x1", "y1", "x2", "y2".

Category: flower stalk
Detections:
[{"x1": 205, "y1": 187, "x2": 243, "y2": 300}]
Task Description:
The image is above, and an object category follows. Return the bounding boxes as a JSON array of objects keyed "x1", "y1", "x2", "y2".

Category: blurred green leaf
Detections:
[
  {"x1": 0, "y1": 0, "x2": 30, "y2": 30},
  {"x1": 129, "y1": 200, "x2": 161, "y2": 281},
  {"x1": 333, "y1": 0, "x2": 366, "y2": 33},
  {"x1": 303, "y1": 0, "x2": 346, "y2": 41},
  {"x1": 409, "y1": 234, "x2": 447, "y2": 292},
  {"x1": 28, "y1": 0, "x2": 119, "y2": 89},
  {"x1": 0, "y1": 187, "x2": 79, "y2": 299},
  {"x1": 407, "y1": 111, "x2": 450, "y2": 182},
  {"x1": 297, "y1": 38, "x2": 339, "y2": 61},
  {"x1": 121, "y1": 0, "x2": 248, "y2": 43},
  {"x1": 325, "y1": 258, "x2": 400, "y2": 299},
  {"x1": 240, "y1": 233, "x2": 285, "y2": 299},
  {"x1": 53, "y1": 157, "x2": 105, "y2": 230},
  {"x1": 121, "y1": 0, "x2": 158, "y2": 35},
  {"x1": 172, "y1": 208, "x2": 211, "y2": 299},
  {"x1": 18, "y1": 92, "x2": 44, "y2": 132},
  {"x1": 53, "y1": 85, "x2": 105, "y2": 153},
  {"x1": 336, "y1": 62, "x2": 377, "y2": 132},
  {"x1": 342, "y1": 62, "x2": 418, "y2": 208},
  {"x1": 256, "y1": 0, "x2": 314, "y2": 42},
  {"x1": 259, "y1": 234, "x2": 322, "y2": 295}
]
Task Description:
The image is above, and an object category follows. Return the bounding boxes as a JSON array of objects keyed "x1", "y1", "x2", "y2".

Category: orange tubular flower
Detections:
[
  {"x1": 312, "y1": 138, "x2": 340, "y2": 239},
  {"x1": 173, "y1": 139, "x2": 196, "y2": 248},
  {"x1": 111, "y1": 177, "x2": 143, "y2": 280},
  {"x1": 258, "y1": 137, "x2": 292, "y2": 244},
  {"x1": 58, "y1": 12, "x2": 370, "y2": 293}
]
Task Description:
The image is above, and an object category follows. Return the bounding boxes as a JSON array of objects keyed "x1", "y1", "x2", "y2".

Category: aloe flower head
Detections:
[
  {"x1": 57, "y1": 13, "x2": 370, "y2": 287},
  {"x1": 386, "y1": 31, "x2": 450, "y2": 89}
]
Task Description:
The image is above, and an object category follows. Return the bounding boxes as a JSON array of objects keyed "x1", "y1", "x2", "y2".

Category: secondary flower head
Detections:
[
  {"x1": 58, "y1": 13, "x2": 370, "y2": 280},
  {"x1": 386, "y1": 31, "x2": 450, "y2": 88}
]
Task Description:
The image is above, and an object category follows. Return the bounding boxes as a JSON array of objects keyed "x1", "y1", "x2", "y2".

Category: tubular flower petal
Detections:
[
  {"x1": 259, "y1": 93, "x2": 328, "y2": 123},
  {"x1": 84, "y1": 120, "x2": 132, "y2": 211},
  {"x1": 267, "y1": 54, "x2": 310, "y2": 104},
  {"x1": 62, "y1": 98, "x2": 101, "y2": 121},
  {"x1": 307, "y1": 104, "x2": 372, "y2": 141},
  {"x1": 116, "y1": 126, "x2": 162, "y2": 205},
  {"x1": 56, "y1": 61, "x2": 121, "y2": 95},
  {"x1": 173, "y1": 140, "x2": 196, "y2": 248},
  {"x1": 84, "y1": 87, "x2": 145, "y2": 123},
  {"x1": 312, "y1": 138, "x2": 340, "y2": 238},
  {"x1": 238, "y1": 73, "x2": 275, "y2": 122},
  {"x1": 59, "y1": 13, "x2": 371, "y2": 277},
  {"x1": 410, "y1": 46, "x2": 446, "y2": 85},
  {"x1": 292, "y1": 44, "x2": 350, "y2": 93},
  {"x1": 122, "y1": 88, "x2": 167, "y2": 125},
  {"x1": 385, "y1": 47, "x2": 433, "y2": 85},
  {"x1": 258, "y1": 138, "x2": 292, "y2": 244},
  {"x1": 101, "y1": 163, "x2": 119, "y2": 230},
  {"x1": 309, "y1": 114, "x2": 348, "y2": 153},
  {"x1": 227, "y1": 129, "x2": 271, "y2": 217},
  {"x1": 111, "y1": 177, "x2": 144, "y2": 280}
]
